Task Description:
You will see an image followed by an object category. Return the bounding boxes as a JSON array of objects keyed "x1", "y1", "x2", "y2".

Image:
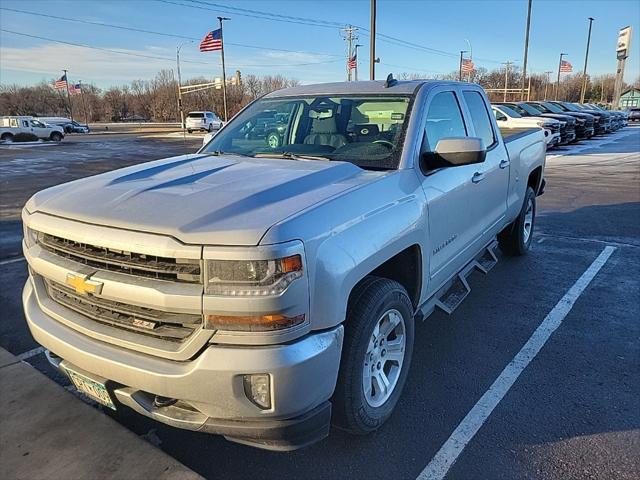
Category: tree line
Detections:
[
  {"x1": 1, "y1": 67, "x2": 637, "y2": 123},
  {"x1": 0, "y1": 70, "x2": 299, "y2": 123}
]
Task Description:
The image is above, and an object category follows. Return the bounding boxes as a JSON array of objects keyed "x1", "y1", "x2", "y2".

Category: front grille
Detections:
[
  {"x1": 44, "y1": 278, "x2": 202, "y2": 342},
  {"x1": 38, "y1": 233, "x2": 201, "y2": 283},
  {"x1": 549, "y1": 124, "x2": 560, "y2": 133}
]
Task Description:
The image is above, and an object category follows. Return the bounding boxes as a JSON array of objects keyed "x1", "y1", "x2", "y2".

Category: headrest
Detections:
[{"x1": 311, "y1": 117, "x2": 338, "y2": 133}]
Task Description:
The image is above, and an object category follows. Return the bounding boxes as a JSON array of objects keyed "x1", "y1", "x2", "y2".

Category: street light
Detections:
[
  {"x1": 580, "y1": 17, "x2": 595, "y2": 103},
  {"x1": 176, "y1": 40, "x2": 194, "y2": 131}
]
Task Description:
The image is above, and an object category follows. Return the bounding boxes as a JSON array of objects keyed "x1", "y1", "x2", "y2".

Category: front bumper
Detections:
[{"x1": 23, "y1": 278, "x2": 344, "y2": 450}]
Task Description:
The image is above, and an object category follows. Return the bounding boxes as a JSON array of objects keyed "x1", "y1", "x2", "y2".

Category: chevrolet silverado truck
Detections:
[{"x1": 22, "y1": 78, "x2": 546, "y2": 451}]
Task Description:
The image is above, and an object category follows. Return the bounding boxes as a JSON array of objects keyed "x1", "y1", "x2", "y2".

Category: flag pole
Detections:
[
  {"x1": 63, "y1": 69, "x2": 74, "y2": 122},
  {"x1": 218, "y1": 16, "x2": 230, "y2": 122},
  {"x1": 555, "y1": 53, "x2": 566, "y2": 100}
]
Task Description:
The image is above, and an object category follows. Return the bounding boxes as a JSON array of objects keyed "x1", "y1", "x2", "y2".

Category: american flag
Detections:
[
  {"x1": 68, "y1": 83, "x2": 82, "y2": 95},
  {"x1": 560, "y1": 60, "x2": 573, "y2": 73},
  {"x1": 347, "y1": 53, "x2": 357, "y2": 70},
  {"x1": 461, "y1": 58, "x2": 474, "y2": 73},
  {"x1": 54, "y1": 74, "x2": 68, "y2": 90},
  {"x1": 200, "y1": 28, "x2": 222, "y2": 52}
]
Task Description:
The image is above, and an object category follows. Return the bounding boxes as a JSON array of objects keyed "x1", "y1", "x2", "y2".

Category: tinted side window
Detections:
[
  {"x1": 425, "y1": 92, "x2": 467, "y2": 150},
  {"x1": 463, "y1": 91, "x2": 495, "y2": 147}
]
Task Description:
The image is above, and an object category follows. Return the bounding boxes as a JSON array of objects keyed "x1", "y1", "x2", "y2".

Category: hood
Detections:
[
  {"x1": 28, "y1": 154, "x2": 381, "y2": 245},
  {"x1": 539, "y1": 113, "x2": 576, "y2": 125}
]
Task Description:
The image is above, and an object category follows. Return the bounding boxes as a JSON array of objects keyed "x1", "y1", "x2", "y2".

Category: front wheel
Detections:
[
  {"x1": 498, "y1": 186, "x2": 536, "y2": 256},
  {"x1": 207, "y1": 124, "x2": 214, "y2": 132},
  {"x1": 333, "y1": 276, "x2": 414, "y2": 434},
  {"x1": 50, "y1": 132, "x2": 63, "y2": 142}
]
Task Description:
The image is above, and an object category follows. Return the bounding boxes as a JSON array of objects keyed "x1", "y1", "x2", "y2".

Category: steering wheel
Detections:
[{"x1": 372, "y1": 140, "x2": 394, "y2": 149}]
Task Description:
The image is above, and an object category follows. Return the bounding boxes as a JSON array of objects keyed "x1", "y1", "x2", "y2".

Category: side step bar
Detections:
[{"x1": 432, "y1": 241, "x2": 499, "y2": 315}]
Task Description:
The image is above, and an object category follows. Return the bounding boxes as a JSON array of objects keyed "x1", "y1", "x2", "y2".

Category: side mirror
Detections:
[
  {"x1": 422, "y1": 137, "x2": 486, "y2": 170},
  {"x1": 202, "y1": 132, "x2": 215, "y2": 146}
]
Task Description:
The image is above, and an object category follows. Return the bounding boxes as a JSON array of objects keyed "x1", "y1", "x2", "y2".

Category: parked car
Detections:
[
  {"x1": 1, "y1": 116, "x2": 64, "y2": 142},
  {"x1": 22, "y1": 79, "x2": 546, "y2": 451},
  {"x1": 186, "y1": 111, "x2": 223, "y2": 133},
  {"x1": 39, "y1": 117, "x2": 90, "y2": 134},
  {"x1": 585, "y1": 104, "x2": 626, "y2": 129},
  {"x1": 503, "y1": 102, "x2": 578, "y2": 144},
  {"x1": 572, "y1": 103, "x2": 620, "y2": 130},
  {"x1": 491, "y1": 104, "x2": 561, "y2": 148},
  {"x1": 550, "y1": 101, "x2": 611, "y2": 134},
  {"x1": 627, "y1": 107, "x2": 640, "y2": 122},
  {"x1": 527, "y1": 101, "x2": 600, "y2": 136}
]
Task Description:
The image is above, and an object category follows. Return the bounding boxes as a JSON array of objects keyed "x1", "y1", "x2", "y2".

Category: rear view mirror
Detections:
[{"x1": 422, "y1": 137, "x2": 486, "y2": 170}]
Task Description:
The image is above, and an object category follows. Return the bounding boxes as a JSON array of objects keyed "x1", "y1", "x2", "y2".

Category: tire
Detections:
[
  {"x1": 266, "y1": 132, "x2": 281, "y2": 148},
  {"x1": 207, "y1": 124, "x2": 214, "y2": 132},
  {"x1": 1, "y1": 133, "x2": 13, "y2": 142},
  {"x1": 187, "y1": 129, "x2": 192, "y2": 134},
  {"x1": 50, "y1": 132, "x2": 63, "y2": 142},
  {"x1": 498, "y1": 186, "x2": 536, "y2": 256},
  {"x1": 64, "y1": 126, "x2": 72, "y2": 134},
  {"x1": 333, "y1": 276, "x2": 415, "y2": 434}
]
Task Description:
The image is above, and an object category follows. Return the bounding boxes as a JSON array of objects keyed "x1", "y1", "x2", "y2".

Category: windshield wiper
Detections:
[
  {"x1": 253, "y1": 152, "x2": 330, "y2": 161},
  {"x1": 199, "y1": 150, "x2": 253, "y2": 158}
]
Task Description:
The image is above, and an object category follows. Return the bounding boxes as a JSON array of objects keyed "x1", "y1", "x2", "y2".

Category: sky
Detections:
[{"x1": 1, "y1": 0, "x2": 639, "y2": 89}]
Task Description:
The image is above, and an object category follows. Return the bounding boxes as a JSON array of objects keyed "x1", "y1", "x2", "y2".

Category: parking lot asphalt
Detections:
[{"x1": 0, "y1": 126, "x2": 638, "y2": 480}]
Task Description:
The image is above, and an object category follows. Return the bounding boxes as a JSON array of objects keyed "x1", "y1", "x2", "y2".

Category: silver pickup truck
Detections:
[{"x1": 22, "y1": 78, "x2": 545, "y2": 451}]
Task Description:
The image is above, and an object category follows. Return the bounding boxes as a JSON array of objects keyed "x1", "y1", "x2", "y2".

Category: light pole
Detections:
[
  {"x1": 369, "y1": 0, "x2": 376, "y2": 80},
  {"x1": 543, "y1": 70, "x2": 553, "y2": 99},
  {"x1": 459, "y1": 50, "x2": 469, "y2": 81},
  {"x1": 555, "y1": 52, "x2": 566, "y2": 100},
  {"x1": 520, "y1": 0, "x2": 533, "y2": 100},
  {"x1": 176, "y1": 40, "x2": 193, "y2": 131},
  {"x1": 580, "y1": 17, "x2": 595, "y2": 103}
]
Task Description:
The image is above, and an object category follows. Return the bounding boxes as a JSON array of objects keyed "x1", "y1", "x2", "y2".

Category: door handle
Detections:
[
  {"x1": 472, "y1": 171, "x2": 485, "y2": 183},
  {"x1": 499, "y1": 159, "x2": 510, "y2": 169}
]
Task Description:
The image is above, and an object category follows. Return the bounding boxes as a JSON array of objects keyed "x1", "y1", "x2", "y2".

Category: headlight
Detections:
[
  {"x1": 23, "y1": 225, "x2": 38, "y2": 248},
  {"x1": 204, "y1": 255, "x2": 303, "y2": 296}
]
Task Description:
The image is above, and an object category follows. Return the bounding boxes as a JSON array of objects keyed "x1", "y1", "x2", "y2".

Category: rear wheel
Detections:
[
  {"x1": 498, "y1": 186, "x2": 536, "y2": 256},
  {"x1": 333, "y1": 276, "x2": 414, "y2": 434},
  {"x1": 50, "y1": 132, "x2": 63, "y2": 142},
  {"x1": 187, "y1": 129, "x2": 192, "y2": 134},
  {"x1": 1, "y1": 133, "x2": 13, "y2": 142}
]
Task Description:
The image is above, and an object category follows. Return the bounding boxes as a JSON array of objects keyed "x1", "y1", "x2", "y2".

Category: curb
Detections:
[{"x1": 0, "y1": 347, "x2": 203, "y2": 480}]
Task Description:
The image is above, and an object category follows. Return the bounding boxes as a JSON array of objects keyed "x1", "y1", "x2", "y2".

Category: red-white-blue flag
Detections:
[
  {"x1": 200, "y1": 28, "x2": 222, "y2": 52},
  {"x1": 54, "y1": 74, "x2": 68, "y2": 90},
  {"x1": 68, "y1": 83, "x2": 82, "y2": 95},
  {"x1": 560, "y1": 60, "x2": 573, "y2": 73},
  {"x1": 347, "y1": 53, "x2": 357, "y2": 70}
]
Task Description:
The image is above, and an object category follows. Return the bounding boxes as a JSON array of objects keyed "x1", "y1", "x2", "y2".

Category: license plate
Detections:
[{"x1": 64, "y1": 367, "x2": 116, "y2": 410}]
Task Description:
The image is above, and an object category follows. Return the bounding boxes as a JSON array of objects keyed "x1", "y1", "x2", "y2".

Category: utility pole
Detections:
[
  {"x1": 520, "y1": 0, "x2": 533, "y2": 100},
  {"x1": 218, "y1": 16, "x2": 230, "y2": 121},
  {"x1": 369, "y1": 0, "x2": 376, "y2": 80},
  {"x1": 580, "y1": 17, "x2": 595, "y2": 103},
  {"x1": 354, "y1": 44, "x2": 363, "y2": 81},
  {"x1": 176, "y1": 40, "x2": 192, "y2": 132},
  {"x1": 555, "y1": 52, "x2": 566, "y2": 100},
  {"x1": 63, "y1": 69, "x2": 74, "y2": 122},
  {"x1": 459, "y1": 50, "x2": 469, "y2": 82},
  {"x1": 503, "y1": 61, "x2": 513, "y2": 101},
  {"x1": 543, "y1": 70, "x2": 553, "y2": 99},
  {"x1": 342, "y1": 25, "x2": 358, "y2": 81},
  {"x1": 78, "y1": 80, "x2": 89, "y2": 126}
]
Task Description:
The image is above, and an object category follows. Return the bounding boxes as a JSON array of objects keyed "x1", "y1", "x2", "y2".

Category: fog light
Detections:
[{"x1": 243, "y1": 374, "x2": 271, "y2": 410}]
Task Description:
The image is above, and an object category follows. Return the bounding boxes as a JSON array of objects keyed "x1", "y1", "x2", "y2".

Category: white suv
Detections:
[{"x1": 186, "y1": 111, "x2": 222, "y2": 133}]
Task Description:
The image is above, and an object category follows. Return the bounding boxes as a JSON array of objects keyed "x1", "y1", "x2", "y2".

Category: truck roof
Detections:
[{"x1": 264, "y1": 79, "x2": 469, "y2": 98}]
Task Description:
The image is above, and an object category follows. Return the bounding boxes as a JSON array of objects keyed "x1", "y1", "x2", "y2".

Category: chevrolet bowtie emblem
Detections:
[{"x1": 66, "y1": 273, "x2": 103, "y2": 295}]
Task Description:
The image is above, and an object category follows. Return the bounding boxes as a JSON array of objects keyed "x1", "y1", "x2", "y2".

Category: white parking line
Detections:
[
  {"x1": 17, "y1": 346, "x2": 45, "y2": 361},
  {"x1": 416, "y1": 245, "x2": 616, "y2": 480},
  {"x1": 0, "y1": 256, "x2": 25, "y2": 266}
]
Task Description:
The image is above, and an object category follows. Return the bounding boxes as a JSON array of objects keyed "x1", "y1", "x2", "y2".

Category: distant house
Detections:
[{"x1": 618, "y1": 88, "x2": 640, "y2": 109}]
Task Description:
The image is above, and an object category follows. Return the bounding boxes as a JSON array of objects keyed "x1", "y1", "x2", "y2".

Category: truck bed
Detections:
[{"x1": 499, "y1": 127, "x2": 541, "y2": 143}]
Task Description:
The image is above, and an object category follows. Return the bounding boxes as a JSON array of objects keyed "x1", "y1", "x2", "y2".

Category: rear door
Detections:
[{"x1": 460, "y1": 89, "x2": 509, "y2": 242}]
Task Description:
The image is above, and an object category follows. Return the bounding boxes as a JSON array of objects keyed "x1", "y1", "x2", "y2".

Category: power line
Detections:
[
  {"x1": 0, "y1": 29, "x2": 342, "y2": 68},
  {"x1": 0, "y1": 7, "x2": 341, "y2": 58}
]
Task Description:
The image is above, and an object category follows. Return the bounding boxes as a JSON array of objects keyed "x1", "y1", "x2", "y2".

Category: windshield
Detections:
[
  {"x1": 540, "y1": 102, "x2": 564, "y2": 113},
  {"x1": 201, "y1": 94, "x2": 413, "y2": 170},
  {"x1": 516, "y1": 103, "x2": 542, "y2": 116},
  {"x1": 497, "y1": 105, "x2": 522, "y2": 118},
  {"x1": 504, "y1": 104, "x2": 530, "y2": 116}
]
